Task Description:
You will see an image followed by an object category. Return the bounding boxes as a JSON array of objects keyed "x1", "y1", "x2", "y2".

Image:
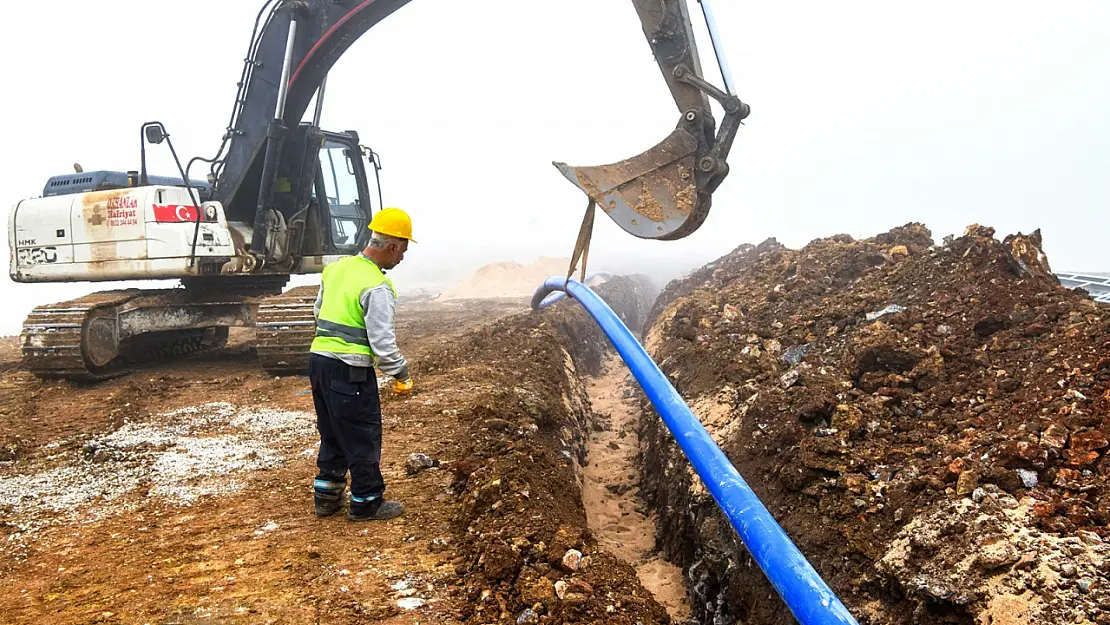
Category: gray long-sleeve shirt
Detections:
[{"x1": 311, "y1": 255, "x2": 409, "y2": 379}]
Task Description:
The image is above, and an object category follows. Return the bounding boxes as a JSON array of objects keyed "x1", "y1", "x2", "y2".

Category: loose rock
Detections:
[
  {"x1": 560, "y1": 548, "x2": 584, "y2": 572},
  {"x1": 977, "y1": 540, "x2": 1020, "y2": 570},
  {"x1": 404, "y1": 453, "x2": 440, "y2": 475}
]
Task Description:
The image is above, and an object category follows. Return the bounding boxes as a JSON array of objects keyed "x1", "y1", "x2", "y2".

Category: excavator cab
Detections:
[
  {"x1": 260, "y1": 125, "x2": 383, "y2": 266},
  {"x1": 310, "y1": 133, "x2": 380, "y2": 255}
]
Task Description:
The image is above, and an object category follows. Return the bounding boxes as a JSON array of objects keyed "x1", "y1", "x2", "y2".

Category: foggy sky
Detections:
[{"x1": 1, "y1": 0, "x2": 1108, "y2": 336}]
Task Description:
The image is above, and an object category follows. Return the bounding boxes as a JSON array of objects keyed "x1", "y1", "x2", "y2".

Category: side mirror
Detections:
[{"x1": 145, "y1": 125, "x2": 166, "y2": 145}]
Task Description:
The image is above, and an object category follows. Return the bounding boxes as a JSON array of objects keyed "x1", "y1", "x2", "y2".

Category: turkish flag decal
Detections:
[{"x1": 153, "y1": 204, "x2": 199, "y2": 223}]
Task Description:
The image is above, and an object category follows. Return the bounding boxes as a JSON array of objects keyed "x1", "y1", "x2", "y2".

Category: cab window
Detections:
[{"x1": 317, "y1": 141, "x2": 365, "y2": 249}]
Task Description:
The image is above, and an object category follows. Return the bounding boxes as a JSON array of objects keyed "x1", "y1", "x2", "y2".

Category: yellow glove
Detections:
[{"x1": 392, "y1": 377, "x2": 413, "y2": 395}]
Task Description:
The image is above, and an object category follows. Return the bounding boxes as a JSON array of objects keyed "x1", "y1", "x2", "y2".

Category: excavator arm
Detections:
[
  {"x1": 212, "y1": 0, "x2": 748, "y2": 252},
  {"x1": 7, "y1": 0, "x2": 749, "y2": 383},
  {"x1": 557, "y1": 0, "x2": 750, "y2": 240},
  {"x1": 211, "y1": 0, "x2": 414, "y2": 256}
]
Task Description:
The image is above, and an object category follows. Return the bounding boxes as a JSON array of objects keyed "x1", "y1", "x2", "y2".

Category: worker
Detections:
[{"x1": 307, "y1": 207, "x2": 415, "y2": 522}]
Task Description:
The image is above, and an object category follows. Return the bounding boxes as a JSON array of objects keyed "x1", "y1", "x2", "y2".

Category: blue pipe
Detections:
[
  {"x1": 534, "y1": 272, "x2": 612, "y2": 309},
  {"x1": 532, "y1": 277, "x2": 858, "y2": 625}
]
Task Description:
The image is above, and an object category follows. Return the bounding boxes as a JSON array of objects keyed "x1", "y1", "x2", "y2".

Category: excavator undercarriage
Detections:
[
  {"x1": 254, "y1": 286, "x2": 322, "y2": 376},
  {"x1": 20, "y1": 284, "x2": 322, "y2": 381},
  {"x1": 22, "y1": 291, "x2": 242, "y2": 382},
  {"x1": 18, "y1": 276, "x2": 303, "y2": 381}
]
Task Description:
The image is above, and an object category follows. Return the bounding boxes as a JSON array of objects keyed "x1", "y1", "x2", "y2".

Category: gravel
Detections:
[{"x1": 0, "y1": 401, "x2": 316, "y2": 558}]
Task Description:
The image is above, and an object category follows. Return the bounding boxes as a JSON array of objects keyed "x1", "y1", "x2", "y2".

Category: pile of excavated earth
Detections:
[
  {"x1": 436, "y1": 257, "x2": 576, "y2": 301},
  {"x1": 0, "y1": 277, "x2": 681, "y2": 624},
  {"x1": 639, "y1": 223, "x2": 1110, "y2": 625},
  {"x1": 2, "y1": 223, "x2": 1108, "y2": 625}
]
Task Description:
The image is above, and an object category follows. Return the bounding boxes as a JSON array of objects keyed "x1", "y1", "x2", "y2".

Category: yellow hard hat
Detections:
[{"x1": 367, "y1": 207, "x2": 415, "y2": 242}]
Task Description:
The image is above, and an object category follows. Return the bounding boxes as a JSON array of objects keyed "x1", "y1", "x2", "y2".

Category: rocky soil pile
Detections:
[
  {"x1": 0, "y1": 277, "x2": 669, "y2": 624},
  {"x1": 637, "y1": 224, "x2": 1110, "y2": 624},
  {"x1": 421, "y1": 275, "x2": 668, "y2": 624}
]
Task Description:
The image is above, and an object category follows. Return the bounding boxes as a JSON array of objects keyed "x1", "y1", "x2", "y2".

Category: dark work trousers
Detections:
[{"x1": 308, "y1": 353, "x2": 385, "y2": 504}]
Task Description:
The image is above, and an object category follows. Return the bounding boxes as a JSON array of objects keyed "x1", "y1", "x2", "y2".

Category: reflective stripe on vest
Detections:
[
  {"x1": 309, "y1": 255, "x2": 396, "y2": 357},
  {"x1": 315, "y1": 319, "x2": 371, "y2": 347}
]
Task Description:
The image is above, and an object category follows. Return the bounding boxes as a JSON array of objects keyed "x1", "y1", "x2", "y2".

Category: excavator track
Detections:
[
  {"x1": 20, "y1": 290, "x2": 143, "y2": 381},
  {"x1": 20, "y1": 290, "x2": 234, "y2": 382},
  {"x1": 255, "y1": 286, "x2": 318, "y2": 376}
]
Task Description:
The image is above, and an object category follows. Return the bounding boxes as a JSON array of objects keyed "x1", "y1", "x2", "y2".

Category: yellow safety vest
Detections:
[{"x1": 310, "y1": 255, "x2": 396, "y2": 358}]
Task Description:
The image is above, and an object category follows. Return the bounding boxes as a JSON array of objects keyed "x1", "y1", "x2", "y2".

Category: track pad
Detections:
[{"x1": 554, "y1": 128, "x2": 706, "y2": 240}]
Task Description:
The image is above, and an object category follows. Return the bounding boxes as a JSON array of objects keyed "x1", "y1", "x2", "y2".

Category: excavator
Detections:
[{"x1": 7, "y1": 0, "x2": 749, "y2": 382}]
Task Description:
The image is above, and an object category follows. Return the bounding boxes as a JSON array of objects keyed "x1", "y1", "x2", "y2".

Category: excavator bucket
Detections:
[{"x1": 554, "y1": 127, "x2": 709, "y2": 241}]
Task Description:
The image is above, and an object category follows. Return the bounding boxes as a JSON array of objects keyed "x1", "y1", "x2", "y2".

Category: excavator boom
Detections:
[
  {"x1": 632, "y1": 0, "x2": 713, "y2": 115},
  {"x1": 214, "y1": 0, "x2": 747, "y2": 248},
  {"x1": 9, "y1": 0, "x2": 748, "y2": 382},
  {"x1": 212, "y1": 0, "x2": 413, "y2": 254}
]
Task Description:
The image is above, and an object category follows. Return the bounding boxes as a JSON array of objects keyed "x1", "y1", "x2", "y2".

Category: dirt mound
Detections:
[
  {"x1": 0, "y1": 278, "x2": 673, "y2": 624},
  {"x1": 420, "y1": 275, "x2": 671, "y2": 624},
  {"x1": 437, "y1": 257, "x2": 578, "y2": 301},
  {"x1": 638, "y1": 223, "x2": 1110, "y2": 624}
]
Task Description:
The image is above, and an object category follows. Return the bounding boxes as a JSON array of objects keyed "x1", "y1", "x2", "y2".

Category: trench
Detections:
[{"x1": 582, "y1": 353, "x2": 691, "y2": 623}]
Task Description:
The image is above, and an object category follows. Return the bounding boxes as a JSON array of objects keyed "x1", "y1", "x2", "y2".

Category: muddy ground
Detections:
[
  {"x1": 638, "y1": 224, "x2": 1110, "y2": 625},
  {"x1": 0, "y1": 281, "x2": 687, "y2": 625},
  {"x1": 6, "y1": 225, "x2": 1107, "y2": 625}
]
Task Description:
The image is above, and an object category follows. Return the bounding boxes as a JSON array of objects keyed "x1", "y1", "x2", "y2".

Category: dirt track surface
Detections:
[
  {"x1": 0, "y1": 283, "x2": 681, "y2": 625},
  {"x1": 0, "y1": 297, "x2": 528, "y2": 624},
  {"x1": 11, "y1": 224, "x2": 1108, "y2": 625},
  {"x1": 581, "y1": 357, "x2": 689, "y2": 622},
  {"x1": 0, "y1": 298, "x2": 524, "y2": 468},
  {"x1": 639, "y1": 224, "x2": 1110, "y2": 625}
]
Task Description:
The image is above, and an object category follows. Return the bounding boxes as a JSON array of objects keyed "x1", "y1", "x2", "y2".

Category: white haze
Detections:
[{"x1": 0, "y1": 1, "x2": 1108, "y2": 336}]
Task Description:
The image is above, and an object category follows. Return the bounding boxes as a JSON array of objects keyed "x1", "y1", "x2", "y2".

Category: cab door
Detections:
[{"x1": 314, "y1": 133, "x2": 375, "y2": 255}]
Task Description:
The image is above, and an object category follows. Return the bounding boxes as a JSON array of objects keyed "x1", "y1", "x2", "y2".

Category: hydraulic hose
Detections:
[{"x1": 531, "y1": 277, "x2": 859, "y2": 625}]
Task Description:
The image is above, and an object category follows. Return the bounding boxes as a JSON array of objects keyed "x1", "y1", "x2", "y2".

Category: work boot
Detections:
[
  {"x1": 313, "y1": 477, "x2": 347, "y2": 517},
  {"x1": 315, "y1": 491, "x2": 344, "y2": 517},
  {"x1": 348, "y1": 497, "x2": 404, "y2": 521}
]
